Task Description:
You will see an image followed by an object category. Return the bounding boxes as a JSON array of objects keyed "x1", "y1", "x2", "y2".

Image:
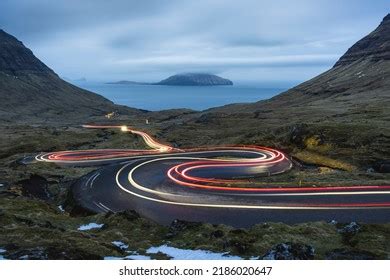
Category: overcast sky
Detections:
[{"x1": 0, "y1": 0, "x2": 388, "y2": 84}]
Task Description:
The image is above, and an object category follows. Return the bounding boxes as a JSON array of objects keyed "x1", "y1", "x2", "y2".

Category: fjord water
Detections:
[{"x1": 74, "y1": 81, "x2": 288, "y2": 111}]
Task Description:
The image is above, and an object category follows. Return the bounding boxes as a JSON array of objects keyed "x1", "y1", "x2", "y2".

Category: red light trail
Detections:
[{"x1": 35, "y1": 125, "x2": 390, "y2": 210}]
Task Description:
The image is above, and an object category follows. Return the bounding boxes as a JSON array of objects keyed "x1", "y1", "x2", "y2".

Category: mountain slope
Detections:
[
  {"x1": 0, "y1": 30, "x2": 141, "y2": 123},
  {"x1": 335, "y1": 14, "x2": 390, "y2": 67},
  {"x1": 212, "y1": 13, "x2": 390, "y2": 113},
  {"x1": 159, "y1": 14, "x2": 390, "y2": 168}
]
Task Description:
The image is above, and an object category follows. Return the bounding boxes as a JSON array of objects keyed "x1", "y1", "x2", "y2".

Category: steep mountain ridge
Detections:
[
  {"x1": 159, "y1": 14, "x2": 390, "y2": 166},
  {"x1": 202, "y1": 14, "x2": 390, "y2": 114},
  {"x1": 0, "y1": 30, "x2": 141, "y2": 123},
  {"x1": 0, "y1": 30, "x2": 55, "y2": 75},
  {"x1": 334, "y1": 14, "x2": 390, "y2": 67}
]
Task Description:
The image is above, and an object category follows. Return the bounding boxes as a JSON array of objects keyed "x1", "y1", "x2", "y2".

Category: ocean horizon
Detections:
[{"x1": 73, "y1": 81, "x2": 292, "y2": 111}]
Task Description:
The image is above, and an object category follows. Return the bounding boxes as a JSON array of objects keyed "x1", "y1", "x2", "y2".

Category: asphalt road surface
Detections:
[{"x1": 35, "y1": 125, "x2": 390, "y2": 227}]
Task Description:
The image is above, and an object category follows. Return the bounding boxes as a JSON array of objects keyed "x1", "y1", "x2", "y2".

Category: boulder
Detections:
[
  {"x1": 166, "y1": 219, "x2": 202, "y2": 238},
  {"x1": 338, "y1": 222, "x2": 361, "y2": 235},
  {"x1": 261, "y1": 242, "x2": 315, "y2": 260},
  {"x1": 373, "y1": 161, "x2": 390, "y2": 173},
  {"x1": 18, "y1": 174, "x2": 50, "y2": 200}
]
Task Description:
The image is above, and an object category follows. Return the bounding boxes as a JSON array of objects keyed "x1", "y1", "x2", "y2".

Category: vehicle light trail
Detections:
[
  {"x1": 34, "y1": 124, "x2": 390, "y2": 225},
  {"x1": 36, "y1": 124, "x2": 176, "y2": 163}
]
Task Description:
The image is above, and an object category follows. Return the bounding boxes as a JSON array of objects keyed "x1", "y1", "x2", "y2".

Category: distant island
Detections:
[
  {"x1": 156, "y1": 73, "x2": 233, "y2": 86},
  {"x1": 107, "y1": 73, "x2": 233, "y2": 86}
]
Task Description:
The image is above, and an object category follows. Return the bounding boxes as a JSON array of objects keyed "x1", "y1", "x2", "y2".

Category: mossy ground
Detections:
[
  {"x1": 0, "y1": 123, "x2": 389, "y2": 259},
  {"x1": 1, "y1": 195, "x2": 390, "y2": 259}
]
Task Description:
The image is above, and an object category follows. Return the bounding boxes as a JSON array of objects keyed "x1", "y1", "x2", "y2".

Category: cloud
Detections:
[
  {"x1": 0, "y1": 0, "x2": 388, "y2": 82},
  {"x1": 115, "y1": 54, "x2": 339, "y2": 68}
]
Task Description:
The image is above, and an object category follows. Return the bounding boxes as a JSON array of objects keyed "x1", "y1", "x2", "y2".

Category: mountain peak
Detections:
[
  {"x1": 0, "y1": 29, "x2": 55, "y2": 76},
  {"x1": 334, "y1": 14, "x2": 390, "y2": 67}
]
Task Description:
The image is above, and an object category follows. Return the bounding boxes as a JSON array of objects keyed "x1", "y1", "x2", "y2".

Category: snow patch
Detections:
[
  {"x1": 77, "y1": 223, "x2": 104, "y2": 231},
  {"x1": 106, "y1": 244, "x2": 243, "y2": 260},
  {"x1": 146, "y1": 245, "x2": 242, "y2": 260},
  {"x1": 355, "y1": 71, "x2": 365, "y2": 78},
  {"x1": 58, "y1": 205, "x2": 65, "y2": 213},
  {"x1": 104, "y1": 256, "x2": 122, "y2": 260},
  {"x1": 112, "y1": 241, "x2": 129, "y2": 250},
  {"x1": 104, "y1": 253, "x2": 151, "y2": 260}
]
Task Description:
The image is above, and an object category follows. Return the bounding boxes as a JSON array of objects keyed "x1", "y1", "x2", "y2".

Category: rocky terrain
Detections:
[
  {"x1": 155, "y1": 73, "x2": 233, "y2": 86},
  {"x1": 0, "y1": 15, "x2": 389, "y2": 259}
]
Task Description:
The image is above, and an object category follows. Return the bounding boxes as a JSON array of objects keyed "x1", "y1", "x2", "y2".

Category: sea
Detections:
[{"x1": 73, "y1": 81, "x2": 292, "y2": 111}]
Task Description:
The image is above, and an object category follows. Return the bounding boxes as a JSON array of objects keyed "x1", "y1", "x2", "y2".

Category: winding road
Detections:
[{"x1": 35, "y1": 125, "x2": 390, "y2": 227}]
